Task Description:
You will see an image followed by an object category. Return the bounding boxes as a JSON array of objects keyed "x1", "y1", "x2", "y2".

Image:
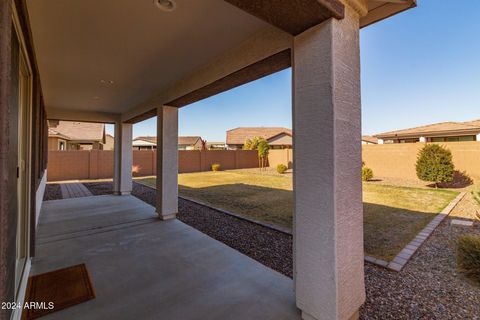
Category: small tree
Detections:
[
  {"x1": 257, "y1": 139, "x2": 269, "y2": 170},
  {"x1": 243, "y1": 136, "x2": 262, "y2": 150},
  {"x1": 416, "y1": 144, "x2": 454, "y2": 187}
]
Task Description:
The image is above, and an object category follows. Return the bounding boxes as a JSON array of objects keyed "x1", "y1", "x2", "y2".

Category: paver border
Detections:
[{"x1": 365, "y1": 191, "x2": 466, "y2": 272}]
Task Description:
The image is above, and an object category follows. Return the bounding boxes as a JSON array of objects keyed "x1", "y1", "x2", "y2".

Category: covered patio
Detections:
[
  {"x1": 1, "y1": 1, "x2": 416, "y2": 319},
  {"x1": 35, "y1": 194, "x2": 300, "y2": 319}
]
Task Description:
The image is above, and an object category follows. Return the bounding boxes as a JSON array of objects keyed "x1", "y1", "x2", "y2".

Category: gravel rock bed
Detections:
[
  {"x1": 82, "y1": 181, "x2": 480, "y2": 319},
  {"x1": 83, "y1": 182, "x2": 114, "y2": 196},
  {"x1": 362, "y1": 216, "x2": 480, "y2": 319},
  {"x1": 43, "y1": 184, "x2": 62, "y2": 201}
]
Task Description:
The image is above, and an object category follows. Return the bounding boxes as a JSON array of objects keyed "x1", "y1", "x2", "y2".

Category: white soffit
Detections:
[{"x1": 27, "y1": 0, "x2": 272, "y2": 114}]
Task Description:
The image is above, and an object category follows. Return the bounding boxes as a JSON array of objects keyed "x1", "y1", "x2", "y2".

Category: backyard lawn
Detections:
[{"x1": 136, "y1": 169, "x2": 459, "y2": 261}]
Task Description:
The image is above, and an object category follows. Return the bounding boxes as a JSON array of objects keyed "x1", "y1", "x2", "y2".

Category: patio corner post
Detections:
[
  {"x1": 156, "y1": 105, "x2": 178, "y2": 220},
  {"x1": 113, "y1": 121, "x2": 133, "y2": 195},
  {"x1": 292, "y1": 2, "x2": 366, "y2": 320}
]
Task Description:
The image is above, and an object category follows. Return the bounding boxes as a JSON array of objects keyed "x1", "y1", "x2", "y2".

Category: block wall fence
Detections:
[
  {"x1": 362, "y1": 142, "x2": 480, "y2": 182},
  {"x1": 47, "y1": 142, "x2": 480, "y2": 182},
  {"x1": 47, "y1": 150, "x2": 259, "y2": 181}
]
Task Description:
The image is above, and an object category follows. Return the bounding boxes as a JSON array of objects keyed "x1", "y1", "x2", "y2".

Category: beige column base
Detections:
[
  {"x1": 113, "y1": 191, "x2": 131, "y2": 196},
  {"x1": 157, "y1": 212, "x2": 177, "y2": 220},
  {"x1": 302, "y1": 310, "x2": 359, "y2": 320}
]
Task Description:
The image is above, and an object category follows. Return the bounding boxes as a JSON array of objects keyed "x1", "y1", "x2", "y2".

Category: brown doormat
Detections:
[{"x1": 22, "y1": 263, "x2": 95, "y2": 320}]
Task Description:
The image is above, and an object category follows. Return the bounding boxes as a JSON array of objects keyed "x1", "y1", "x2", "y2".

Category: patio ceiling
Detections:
[
  {"x1": 26, "y1": 0, "x2": 415, "y2": 123},
  {"x1": 26, "y1": 0, "x2": 275, "y2": 114}
]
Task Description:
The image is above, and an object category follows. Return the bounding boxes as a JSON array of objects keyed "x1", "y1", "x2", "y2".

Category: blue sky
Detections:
[{"x1": 108, "y1": 0, "x2": 480, "y2": 140}]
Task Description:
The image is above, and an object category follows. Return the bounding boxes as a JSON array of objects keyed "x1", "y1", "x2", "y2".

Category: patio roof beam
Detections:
[
  {"x1": 223, "y1": 0, "x2": 345, "y2": 35},
  {"x1": 46, "y1": 107, "x2": 120, "y2": 124},
  {"x1": 121, "y1": 28, "x2": 292, "y2": 123}
]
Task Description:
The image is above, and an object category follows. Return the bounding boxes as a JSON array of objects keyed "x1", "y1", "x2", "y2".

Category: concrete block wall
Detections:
[
  {"x1": 362, "y1": 141, "x2": 480, "y2": 182},
  {"x1": 47, "y1": 150, "x2": 259, "y2": 181}
]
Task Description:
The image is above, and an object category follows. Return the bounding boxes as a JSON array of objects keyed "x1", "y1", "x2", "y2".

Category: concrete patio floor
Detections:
[{"x1": 33, "y1": 195, "x2": 301, "y2": 320}]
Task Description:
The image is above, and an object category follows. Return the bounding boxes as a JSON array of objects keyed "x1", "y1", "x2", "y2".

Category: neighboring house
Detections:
[
  {"x1": 206, "y1": 142, "x2": 227, "y2": 150},
  {"x1": 133, "y1": 136, "x2": 203, "y2": 150},
  {"x1": 226, "y1": 127, "x2": 292, "y2": 150},
  {"x1": 178, "y1": 136, "x2": 203, "y2": 150},
  {"x1": 103, "y1": 134, "x2": 115, "y2": 150},
  {"x1": 374, "y1": 120, "x2": 480, "y2": 144},
  {"x1": 362, "y1": 135, "x2": 378, "y2": 145},
  {"x1": 48, "y1": 120, "x2": 106, "y2": 150}
]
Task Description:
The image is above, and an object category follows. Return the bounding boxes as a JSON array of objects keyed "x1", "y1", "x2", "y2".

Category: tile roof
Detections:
[
  {"x1": 361, "y1": 135, "x2": 378, "y2": 144},
  {"x1": 133, "y1": 136, "x2": 202, "y2": 145},
  {"x1": 374, "y1": 120, "x2": 480, "y2": 138},
  {"x1": 226, "y1": 127, "x2": 292, "y2": 145},
  {"x1": 48, "y1": 121, "x2": 105, "y2": 141}
]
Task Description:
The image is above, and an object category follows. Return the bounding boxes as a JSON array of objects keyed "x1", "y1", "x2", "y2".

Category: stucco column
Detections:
[
  {"x1": 419, "y1": 136, "x2": 426, "y2": 143},
  {"x1": 476, "y1": 133, "x2": 480, "y2": 142},
  {"x1": 156, "y1": 106, "x2": 178, "y2": 220},
  {"x1": 292, "y1": 3, "x2": 365, "y2": 320},
  {"x1": 113, "y1": 122, "x2": 132, "y2": 195}
]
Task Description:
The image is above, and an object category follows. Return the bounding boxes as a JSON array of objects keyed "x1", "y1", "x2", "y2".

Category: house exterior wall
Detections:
[
  {"x1": 268, "y1": 134, "x2": 292, "y2": 148},
  {"x1": 1, "y1": 1, "x2": 49, "y2": 317},
  {"x1": 378, "y1": 134, "x2": 478, "y2": 144}
]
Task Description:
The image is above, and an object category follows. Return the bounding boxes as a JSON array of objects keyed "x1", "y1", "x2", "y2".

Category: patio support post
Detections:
[
  {"x1": 113, "y1": 121, "x2": 132, "y2": 195},
  {"x1": 156, "y1": 106, "x2": 178, "y2": 220},
  {"x1": 292, "y1": 3, "x2": 366, "y2": 320}
]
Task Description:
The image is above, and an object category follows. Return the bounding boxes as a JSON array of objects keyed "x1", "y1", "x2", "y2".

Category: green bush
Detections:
[
  {"x1": 276, "y1": 164, "x2": 288, "y2": 174},
  {"x1": 416, "y1": 144, "x2": 454, "y2": 187},
  {"x1": 211, "y1": 163, "x2": 221, "y2": 172},
  {"x1": 457, "y1": 234, "x2": 480, "y2": 284},
  {"x1": 362, "y1": 167, "x2": 373, "y2": 181}
]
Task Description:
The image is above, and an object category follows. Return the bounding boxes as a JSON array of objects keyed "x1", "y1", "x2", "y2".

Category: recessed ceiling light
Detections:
[
  {"x1": 154, "y1": 0, "x2": 176, "y2": 12},
  {"x1": 92, "y1": 96, "x2": 100, "y2": 100}
]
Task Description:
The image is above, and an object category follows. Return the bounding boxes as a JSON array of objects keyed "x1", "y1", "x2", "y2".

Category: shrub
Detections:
[
  {"x1": 362, "y1": 167, "x2": 373, "y2": 181},
  {"x1": 416, "y1": 144, "x2": 454, "y2": 187},
  {"x1": 276, "y1": 164, "x2": 287, "y2": 174},
  {"x1": 211, "y1": 163, "x2": 221, "y2": 172},
  {"x1": 457, "y1": 234, "x2": 480, "y2": 284}
]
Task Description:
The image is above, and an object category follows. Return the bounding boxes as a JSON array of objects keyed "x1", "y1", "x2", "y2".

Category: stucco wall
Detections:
[
  {"x1": 268, "y1": 149, "x2": 293, "y2": 168},
  {"x1": 362, "y1": 142, "x2": 480, "y2": 182},
  {"x1": 47, "y1": 150, "x2": 258, "y2": 181}
]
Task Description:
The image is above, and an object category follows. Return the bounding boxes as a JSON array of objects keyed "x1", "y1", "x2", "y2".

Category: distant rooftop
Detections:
[
  {"x1": 134, "y1": 136, "x2": 202, "y2": 145},
  {"x1": 226, "y1": 127, "x2": 292, "y2": 145},
  {"x1": 48, "y1": 120, "x2": 105, "y2": 142},
  {"x1": 374, "y1": 120, "x2": 480, "y2": 138}
]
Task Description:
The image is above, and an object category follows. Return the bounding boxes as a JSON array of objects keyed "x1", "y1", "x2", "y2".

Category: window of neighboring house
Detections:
[
  {"x1": 431, "y1": 136, "x2": 475, "y2": 142},
  {"x1": 58, "y1": 140, "x2": 66, "y2": 150}
]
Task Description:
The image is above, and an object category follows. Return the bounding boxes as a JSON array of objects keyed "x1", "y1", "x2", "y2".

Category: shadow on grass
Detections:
[
  {"x1": 179, "y1": 183, "x2": 443, "y2": 261},
  {"x1": 179, "y1": 183, "x2": 293, "y2": 228},
  {"x1": 364, "y1": 202, "x2": 437, "y2": 261},
  {"x1": 427, "y1": 170, "x2": 474, "y2": 189}
]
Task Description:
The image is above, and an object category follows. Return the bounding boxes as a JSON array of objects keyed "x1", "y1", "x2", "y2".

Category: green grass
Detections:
[{"x1": 136, "y1": 169, "x2": 459, "y2": 261}]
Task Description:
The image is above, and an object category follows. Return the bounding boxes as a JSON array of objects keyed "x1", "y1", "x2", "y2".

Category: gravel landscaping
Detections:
[
  {"x1": 43, "y1": 183, "x2": 62, "y2": 200},
  {"x1": 80, "y1": 181, "x2": 480, "y2": 318}
]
